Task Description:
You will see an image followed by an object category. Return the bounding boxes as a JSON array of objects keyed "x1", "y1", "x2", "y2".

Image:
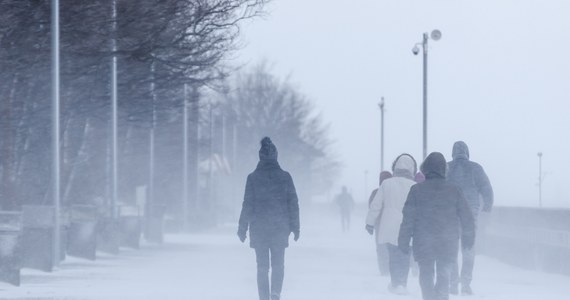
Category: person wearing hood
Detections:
[
  {"x1": 446, "y1": 141, "x2": 493, "y2": 295},
  {"x1": 398, "y1": 152, "x2": 475, "y2": 300},
  {"x1": 367, "y1": 171, "x2": 393, "y2": 276},
  {"x1": 238, "y1": 137, "x2": 300, "y2": 300},
  {"x1": 366, "y1": 154, "x2": 417, "y2": 294}
]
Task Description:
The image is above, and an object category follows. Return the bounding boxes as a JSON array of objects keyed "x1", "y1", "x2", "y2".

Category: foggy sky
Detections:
[{"x1": 237, "y1": 0, "x2": 570, "y2": 207}]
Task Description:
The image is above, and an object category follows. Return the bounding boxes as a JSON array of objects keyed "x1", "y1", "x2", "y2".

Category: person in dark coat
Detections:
[
  {"x1": 398, "y1": 152, "x2": 475, "y2": 300},
  {"x1": 238, "y1": 137, "x2": 300, "y2": 300},
  {"x1": 447, "y1": 141, "x2": 493, "y2": 295},
  {"x1": 335, "y1": 186, "x2": 355, "y2": 232}
]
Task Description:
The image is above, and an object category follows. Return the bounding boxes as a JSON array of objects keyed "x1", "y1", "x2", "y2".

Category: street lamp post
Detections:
[
  {"x1": 111, "y1": 0, "x2": 118, "y2": 218},
  {"x1": 413, "y1": 30, "x2": 441, "y2": 160},
  {"x1": 538, "y1": 152, "x2": 543, "y2": 208},
  {"x1": 182, "y1": 84, "x2": 189, "y2": 230},
  {"x1": 378, "y1": 97, "x2": 385, "y2": 171},
  {"x1": 364, "y1": 170, "x2": 369, "y2": 200},
  {"x1": 51, "y1": 0, "x2": 61, "y2": 265}
]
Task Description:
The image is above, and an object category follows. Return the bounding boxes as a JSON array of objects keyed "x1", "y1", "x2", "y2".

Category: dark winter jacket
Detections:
[
  {"x1": 398, "y1": 152, "x2": 475, "y2": 262},
  {"x1": 447, "y1": 141, "x2": 493, "y2": 213},
  {"x1": 238, "y1": 139, "x2": 300, "y2": 249}
]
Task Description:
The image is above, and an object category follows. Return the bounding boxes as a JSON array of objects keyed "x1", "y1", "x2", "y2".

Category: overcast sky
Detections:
[{"x1": 237, "y1": 0, "x2": 570, "y2": 208}]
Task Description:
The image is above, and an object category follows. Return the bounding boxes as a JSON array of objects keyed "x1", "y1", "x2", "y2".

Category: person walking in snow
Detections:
[
  {"x1": 335, "y1": 186, "x2": 355, "y2": 232},
  {"x1": 238, "y1": 137, "x2": 300, "y2": 300},
  {"x1": 446, "y1": 141, "x2": 494, "y2": 295},
  {"x1": 399, "y1": 152, "x2": 476, "y2": 300},
  {"x1": 367, "y1": 171, "x2": 393, "y2": 275},
  {"x1": 365, "y1": 154, "x2": 417, "y2": 294},
  {"x1": 409, "y1": 171, "x2": 426, "y2": 277}
]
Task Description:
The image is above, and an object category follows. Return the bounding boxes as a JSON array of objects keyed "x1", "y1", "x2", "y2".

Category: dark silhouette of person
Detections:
[
  {"x1": 238, "y1": 137, "x2": 300, "y2": 300},
  {"x1": 335, "y1": 186, "x2": 355, "y2": 232},
  {"x1": 399, "y1": 152, "x2": 475, "y2": 300},
  {"x1": 447, "y1": 141, "x2": 493, "y2": 295}
]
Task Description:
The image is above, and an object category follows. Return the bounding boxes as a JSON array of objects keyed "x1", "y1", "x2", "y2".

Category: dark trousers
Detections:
[
  {"x1": 451, "y1": 209, "x2": 479, "y2": 288},
  {"x1": 450, "y1": 246, "x2": 475, "y2": 288},
  {"x1": 387, "y1": 243, "x2": 410, "y2": 287},
  {"x1": 340, "y1": 212, "x2": 351, "y2": 232},
  {"x1": 255, "y1": 246, "x2": 286, "y2": 300},
  {"x1": 418, "y1": 258, "x2": 451, "y2": 300},
  {"x1": 376, "y1": 243, "x2": 389, "y2": 275}
]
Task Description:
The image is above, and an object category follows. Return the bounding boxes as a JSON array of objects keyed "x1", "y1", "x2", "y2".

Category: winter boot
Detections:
[
  {"x1": 388, "y1": 284, "x2": 408, "y2": 295},
  {"x1": 394, "y1": 286, "x2": 409, "y2": 295},
  {"x1": 461, "y1": 285, "x2": 474, "y2": 296},
  {"x1": 387, "y1": 283, "x2": 397, "y2": 294},
  {"x1": 449, "y1": 284, "x2": 459, "y2": 295}
]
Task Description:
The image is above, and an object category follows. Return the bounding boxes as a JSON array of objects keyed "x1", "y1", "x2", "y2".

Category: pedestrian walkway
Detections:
[{"x1": 1, "y1": 210, "x2": 569, "y2": 299}]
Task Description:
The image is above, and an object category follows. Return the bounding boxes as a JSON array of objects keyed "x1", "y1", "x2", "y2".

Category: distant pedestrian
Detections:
[
  {"x1": 446, "y1": 141, "x2": 493, "y2": 295},
  {"x1": 335, "y1": 186, "x2": 355, "y2": 232},
  {"x1": 366, "y1": 154, "x2": 417, "y2": 295},
  {"x1": 367, "y1": 171, "x2": 392, "y2": 276},
  {"x1": 399, "y1": 152, "x2": 476, "y2": 300},
  {"x1": 238, "y1": 137, "x2": 300, "y2": 300}
]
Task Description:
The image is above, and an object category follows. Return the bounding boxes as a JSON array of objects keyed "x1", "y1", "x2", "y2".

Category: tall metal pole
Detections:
[
  {"x1": 221, "y1": 112, "x2": 226, "y2": 214},
  {"x1": 422, "y1": 32, "x2": 429, "y2": 160},
  {"x1": 111, "y1": 0, "x2": 118, "y2": 217},
  {"x1": 149, "y1": 62, "x2": 156, "y2": 219},
  {"x1": 51, "y1": 0, "x2": 61, "y2": 265},
  {"x1": 192, "y1": 87, "x2": 200, "y2": 214},
  {"x1": 195, "y1": 118, "x2": 201, "y2": 213},
  {"x1": 364, "y1": 170, "x2": 369, "y2": 199},
  {"x1": 538, "y1": 152, "x2": 543, "y2": 208},
  {"x1": 378, "y1": 97, "x2": 385, "y2": 171},
  {"x1": 221, "y1": 114, "x2": 226, "y2": 160},
  {"x1": 182, "y1": 84, "x2": 189, "y2": 230},
  {"x1": 231, "y1": 124, "x2": 237, "y2": 217},
  {"x1": 208, "y1": 102, "x2": 214, "y2": 207}
]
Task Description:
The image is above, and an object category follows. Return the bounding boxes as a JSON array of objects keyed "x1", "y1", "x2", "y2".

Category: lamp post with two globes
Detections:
[{"x1": 412, "y1": 30, "x2": 442, "y2": 160}]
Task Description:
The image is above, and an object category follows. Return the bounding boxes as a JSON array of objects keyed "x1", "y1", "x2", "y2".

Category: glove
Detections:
[
  {"x1": 237, "y1": 229, "x2": 247, "y2": 243},
  {"x1": 365, "y1": 224, "x2": 374, "y2": 235},
  {"x1": 482, "y1": 205, "x2": 492, "y2": 213},
  {"x1": 292, "y1": 230, "x2": 300, "y2": 242}
]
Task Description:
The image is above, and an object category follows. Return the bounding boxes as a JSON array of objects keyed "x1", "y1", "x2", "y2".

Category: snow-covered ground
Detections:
[{"x1": 1, "y1": 209, "x2": 570, "y2": 300}]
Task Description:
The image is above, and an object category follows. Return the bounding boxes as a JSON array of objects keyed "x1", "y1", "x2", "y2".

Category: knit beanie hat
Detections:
[{"x1": 259, "y1": 137, "x2": 278, "y2": 161}]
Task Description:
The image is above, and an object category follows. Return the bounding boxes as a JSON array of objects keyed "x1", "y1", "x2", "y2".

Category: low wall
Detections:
[{"x1": 480, "y1": 206, "x2": 570, "y2": 276}]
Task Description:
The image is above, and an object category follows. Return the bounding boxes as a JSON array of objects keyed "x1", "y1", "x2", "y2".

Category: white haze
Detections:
[
  {"x1": 2, "y1": 1, "x2": 570, "y2": 299},
  {"x1": 238, "y1": 0, "x2": 570, "y2": 207}
]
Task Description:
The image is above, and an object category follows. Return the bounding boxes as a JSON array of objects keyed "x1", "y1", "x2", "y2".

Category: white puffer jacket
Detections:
[{"x1": 366, "y1": 155, "x2": 416, "y2": 245}]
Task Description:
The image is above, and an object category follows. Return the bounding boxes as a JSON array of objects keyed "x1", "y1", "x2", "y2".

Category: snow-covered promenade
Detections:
[{"x1": 1, "y1": 210, "x2": 570, "y2": 300}]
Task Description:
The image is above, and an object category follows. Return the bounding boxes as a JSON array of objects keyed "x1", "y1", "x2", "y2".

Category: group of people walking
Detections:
[
  {"x1": 236, "y1": 137, "x2": 492, "y2": 300},
  {"x1": 366, "y1": 141, "x2": 493, "y2": 300}
]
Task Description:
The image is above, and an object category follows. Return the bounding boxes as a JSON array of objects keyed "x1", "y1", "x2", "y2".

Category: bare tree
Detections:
[
  {"x1": 222, "y1": 63, "x2": 340, "y2": 203},
  {"x1": 0, "y1": 0, "x2": 269, "y2": 209}
]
